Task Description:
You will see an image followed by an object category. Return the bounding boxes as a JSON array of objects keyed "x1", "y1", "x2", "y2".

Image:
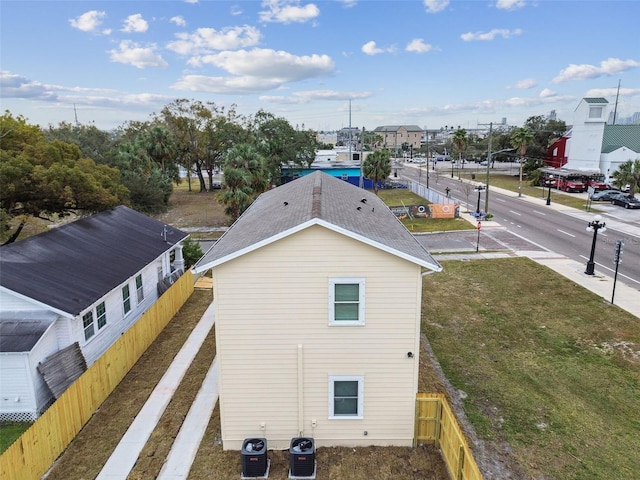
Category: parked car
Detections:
[
  {"x1": 590, "y1": 189, "x2": 621, "y2": 201},
  {"x1": 610, "y1": 193, "x2": 640, "y2": 209}
]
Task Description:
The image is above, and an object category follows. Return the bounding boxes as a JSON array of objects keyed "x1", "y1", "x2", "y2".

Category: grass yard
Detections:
[{"x1": 422, "y1": 258, "x2": 640, "y2": 480}]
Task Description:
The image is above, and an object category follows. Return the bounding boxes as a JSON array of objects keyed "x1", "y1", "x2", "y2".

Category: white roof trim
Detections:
[
  {"x1": 0, "y1": 286, "x2": 74, "y2": 318},
  {"x1": 192, "y1": 218, "x2": 442, "y2": 273}
]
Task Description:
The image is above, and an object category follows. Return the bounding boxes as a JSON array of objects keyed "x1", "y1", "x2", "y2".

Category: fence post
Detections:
[
  {"x1": 434, "y1": 398, "x2": 443, "y2": 448},
  {"x1": 457, "y1": 444, "x2": 465, "y2": 480}
]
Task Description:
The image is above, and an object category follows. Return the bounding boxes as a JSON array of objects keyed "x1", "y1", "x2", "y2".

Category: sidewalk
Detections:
[{"x1": 451, "y1": 182, "x2": 640, "y2": 318}]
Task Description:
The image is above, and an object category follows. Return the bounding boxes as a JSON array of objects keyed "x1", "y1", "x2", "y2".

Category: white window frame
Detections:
[
  {"x1": 329, "y1": 277, "x2": 365, "y2": 326},
  {"x1": 135, "y1": 274, "x2": 144, "y2": 304},
  {"x1": 122, "y1": 284, "x2": 131, "y2": 315},
  {"x1": 328, "y1": 375, "x2": 364, "y2": 419},
  {"x1": 588, "y1": 106, "x2": 603, "y2": 120},
  {"x1": 82, "y1": 311, "x2": 95, "y2": 341},
  {"x1": 96, "y1": 301, "x2": 107, "y2": 330}
]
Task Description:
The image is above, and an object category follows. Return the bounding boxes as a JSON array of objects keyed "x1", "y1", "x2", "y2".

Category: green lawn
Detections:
[
  {"x1": 0, "y1": 423, "x2": 31, "y2": 452},
  {"x1": 422, "y1": 258, "x2": 640, "y2": 479}
]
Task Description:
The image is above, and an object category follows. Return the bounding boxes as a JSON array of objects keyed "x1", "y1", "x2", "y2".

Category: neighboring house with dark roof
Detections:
[
  {"x1": 0, "y1": 206, "x2": 188, "y2": 421},
  {"x1": 192, "y1": 171, "x2": 441, "y2": 450},
  {"x1": 546, "y1": 98, "x2": 640, "y2": 179}
]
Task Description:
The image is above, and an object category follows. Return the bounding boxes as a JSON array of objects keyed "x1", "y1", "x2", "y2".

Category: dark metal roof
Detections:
[
  {"x1": 583, "y1": 97, "x2": 608, "y2": 104},
  {"x1": 193, "y1": 171, "x2": 442, "y2": 273},
  {"x1": 0, "y1": 317, "x2": 55, "y2": 352},
  {"x1": 0, "y1": 206, "x2": 188, "y2": 316}
]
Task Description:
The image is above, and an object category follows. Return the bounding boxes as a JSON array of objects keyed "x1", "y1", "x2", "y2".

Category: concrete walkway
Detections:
[{"x1": 96, "y1": 303, "x2": 216, "y2": 480}]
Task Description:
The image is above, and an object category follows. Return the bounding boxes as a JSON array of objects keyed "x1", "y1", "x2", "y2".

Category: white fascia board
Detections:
[{"x1": 0, "y1": 286, "x2": 74, "y2": 319}]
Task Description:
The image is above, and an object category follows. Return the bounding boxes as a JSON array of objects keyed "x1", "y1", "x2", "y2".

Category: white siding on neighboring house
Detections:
[
  {"x1": 214, "y1": 225, "x2": 422, "y2": 450},
  {"x1": 78, "y1": 257, "x2": 169, "y2": 366},
  {"x1": 29, "y1": 324, "x2": 60, "y2": 414},
  {"x1": 0, "y1": 353, "x2": 37, "y2": 420}
]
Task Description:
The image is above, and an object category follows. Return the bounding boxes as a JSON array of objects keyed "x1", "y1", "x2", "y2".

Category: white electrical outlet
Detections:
[
  {"x1": 311, "y1": 419, "x2": 317, "y2": 428},
  {"x1": 259, "y1": 422, "x2": 266, "y2": 430}
]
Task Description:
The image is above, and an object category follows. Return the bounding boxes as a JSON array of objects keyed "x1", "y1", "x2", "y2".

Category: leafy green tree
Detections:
[
  {"x1": 219, "y1": 167, "x2": 252, "y2": 220},
  {"x1": 44, "y1": 121, "x2": 117, "y2": 166},
  {"x1": 510, "y1": 127, "x2": 535, "y2": 197},
  {"x1": 251, "y1": 111, "x2": 317, "y2": 186},
  {"x1": 452, "y1": 128, "x2": 468, "y2": 172},
  {"x1": 181, "y1": 237, "x2": 204, "y2": 269},
  {"x1": 612, "y1": 159, "x2": 640, "y2": 195},
  {"x1": 219, "y1": 143, "x2": 268, "y2": 220},
  {"x1": 0, "y1": 112, "x2": 128, "y2": 244},
  {"x1": 363, "y1": 149, "x2": 391, "y2": 194}
]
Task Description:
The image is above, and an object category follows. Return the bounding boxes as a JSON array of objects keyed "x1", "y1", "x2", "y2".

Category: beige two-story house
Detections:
[{"x1": 193, "y1": 171, "x2": 442, "y2": 450}]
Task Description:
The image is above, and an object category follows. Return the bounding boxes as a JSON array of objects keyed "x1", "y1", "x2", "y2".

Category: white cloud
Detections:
[
  {"x1": 337, "y1": 0, "x2": 358, "y2": 7},
  {"x1": 170, "y1": 16, "x2": 187, "y2": 27},
  {"x1": 585, "y1": 87, "x2": 640, "y2": 97},
  {"x1": 167, "y1": 26, "x2": 261, "y2": 56},
  {"x1": 259, "y1": 0, "x2": 320, "y2": 24},
  {"x1": 423, "y1": 0, "x2": 449, "y2": 13},
  {"x1": 406, "y1": 39, "x2": 434, "y2": 53},
  {"x1": 361, "y1": 41, "x2": 395, "y2": 56},
  {"x1": 539, "y1": 88, "x2": 557, "y2": 98},
  {"x1": 172, "y1": 49, "x2": 334, "y2": 94},
  {"x1": 108, "y1": 41, "x2": 168, "y2": 69},
  {"x1": 122, "y1": 14, "x2": 149, "y2": 33},
  {"x1": 552, "y1": 57, "x2": 640, "y2": 83},
  {"x1": 461, "y1": 28, "x2": 522, "y2": 41},
  {"x1": 513, "y1": 78, "x2": 537, "y2": 89},
  {"x1": 495, "y1": 0, "x2": 526, "y2": 11},
  {"x1": 69, "y1": 10, "x2": 106, "y2": 33},
  {"x1": 261, "y1": 89, "x2": 372, "y2": 104},
  {"x1": 230, "y1": 5, "x2": 243, "y2": 16},
  {"x1": 187, "y1": 48, "x2": 334, "y2": 80},
  {"x1": 184, "y1": 0, "x2": 198, "y2": 4}
]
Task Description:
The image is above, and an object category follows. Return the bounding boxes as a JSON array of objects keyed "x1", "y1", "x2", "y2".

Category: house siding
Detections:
[
  {"x1": 78, "y1": 256, "x2": 170, "y2": 366},
  {"x1": 0, "y1": 354, "x2": 37, "y2": 419},
  {"x1": 213, "y1": 225, "x2": 422, "y2": 450}
]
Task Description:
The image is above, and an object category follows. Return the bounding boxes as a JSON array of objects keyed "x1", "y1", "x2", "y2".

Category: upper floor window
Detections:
[
  {"x1": 122, "y1": 284, "x2": 131, "y2": 314},
  {"x1": 329, "y1": 278, "x2": 365, "y2": 326},
  {"x1": 589, "y1": 106, "x2": 604, "y2": 119},
  {"x1": 135, "y1": 274, "x2": 144, "y2": 303},
  {"x1": 83, "y1": 311, "x2": 95, "y2": 340}
]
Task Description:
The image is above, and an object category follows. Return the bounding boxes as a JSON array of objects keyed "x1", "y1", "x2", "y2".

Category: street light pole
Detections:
[
  {"x1": 585, "y1": 215, "x2": 606, "y2": 275},
  {"x1": 474, "y1": 185, "x2": 485, "y2": 214},
  {"x1": 546, "y1": 175, "x2": 553, "y2": 205}
]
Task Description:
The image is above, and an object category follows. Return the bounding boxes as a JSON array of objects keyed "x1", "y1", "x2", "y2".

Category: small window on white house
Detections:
[
  {"x1": 135, "y1": 274, "x2": 144, "y2": 303},
  {"x1": 329, "y1": 278, "x2": 365, "y2": 325},
  {"x1": 83, "y1": 311, "x2": 95, "y2": 340},
  {"x1": 589, "y1": 106, "x2": 603, "y2": 119},
  {"x1": 96, "y1": 302, "x2": 107, "y2": 329},
  {"x1": 122, "y1": 284, "x2": 131, "y2": 314},
  {"x1": 329, "y1": 375, "x2": 364, "y2": 419}
]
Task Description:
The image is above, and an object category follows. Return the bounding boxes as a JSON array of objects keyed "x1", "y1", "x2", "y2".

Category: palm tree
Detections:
[
  {"x1": 510, "y1": 127, "x2": 534, "y2": 197},
  {"x1": 612, "y1": 159, "x2": 640, "y2": 195},
  {"x1": 452, "y1": 129, "x2": 468, "y2": 178},
  {"x1": 363, "y1": 149, "x2": 392, "y2": 194}
]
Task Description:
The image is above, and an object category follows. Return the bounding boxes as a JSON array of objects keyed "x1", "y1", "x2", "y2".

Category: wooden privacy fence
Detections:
[
  {"x1": 0, "y1": 271, "x2": 194, "y2": 480},
  {"x1": 415, "y1": 393, "x2": 483, "y2": 480}
]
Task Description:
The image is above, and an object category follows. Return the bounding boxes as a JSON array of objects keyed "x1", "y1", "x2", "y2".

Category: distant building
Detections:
[
  {"x1": 545, "y1": 98, "x2": 640, "y2": 180},
  {"x1": 373, "y1": 125, "x2": 423, "y2": 152}
]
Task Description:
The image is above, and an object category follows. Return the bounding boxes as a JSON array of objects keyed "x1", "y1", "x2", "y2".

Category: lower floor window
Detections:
[
  {"x1": 83, "y1": 311, "x2": 95, "y2": 340},
  {"x1": 329, "y1": 375, "x2": 364, "y2": 419}
]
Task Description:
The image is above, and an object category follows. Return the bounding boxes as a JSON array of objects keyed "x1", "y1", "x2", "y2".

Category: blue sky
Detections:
[{"x1": 1, "y1": 0, "x2": 639, "y2": 132}]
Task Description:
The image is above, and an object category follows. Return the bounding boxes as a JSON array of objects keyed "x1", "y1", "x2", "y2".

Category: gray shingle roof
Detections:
[
  {"x1": 193, "y1": 172, "x2": 442, "y2": 273},
  {"x1": 0, "y1": 206, "x2": 188, "y2": 316}
]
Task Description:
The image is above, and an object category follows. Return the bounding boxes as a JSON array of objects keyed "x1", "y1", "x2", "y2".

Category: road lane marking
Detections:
[
  {"x1": 533, "y1": 210, "x2": 546, "y2": 215},
  {"x1": 494, "y1": 197, "x2": 506, "y2": 203},
  {"x1": 558, "y1": 229, "x2": 576, "y2": 237},
  {"x1": 509, "y1": 210, "x2": 522, "y2": 216}
]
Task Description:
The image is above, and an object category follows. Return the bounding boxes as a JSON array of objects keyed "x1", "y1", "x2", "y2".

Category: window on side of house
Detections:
[
  {"x1": 329, "y1": 278, "x2": 365, "y2": 325},
  {"x1": 135, "y1": 274, "x2": 144, "y2": 303},
  {"x1": 96, "y1": 302, "x2": 107, "y2": 329},
  {"x1": 122, "y1": 284, "x2": 131, "y2": 314},
  {"x1": 328, "y1": 375, "x2": 364, "y2": 419},
  {"x1": 83, "y1": 311, "x2": 95, "y2": 340}
]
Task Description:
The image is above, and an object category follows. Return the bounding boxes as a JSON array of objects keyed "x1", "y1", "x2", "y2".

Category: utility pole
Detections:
[{"x1": 477, "y1": 122, "x2": 494, "y2": 213}]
